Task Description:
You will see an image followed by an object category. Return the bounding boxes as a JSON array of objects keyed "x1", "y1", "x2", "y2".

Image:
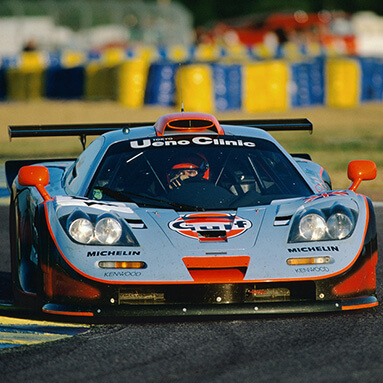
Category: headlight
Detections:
[
  {"x1": 327, "y1": 212, "x2": 353, "y2": 240},
  {"x1": 95, "y1": 217, "x2": 122, "y2": 244},
  {"x1": 65, "y1": 210, "x2": 138, "y2": 246},
  {"x1": 69, "y1": 218, "x2": 94, "y2": 244},
  {"x1": 289, "y1": 205, "x2": 356, "y2": 243},
  {"x1": 299, "y1": 213, "x2": 327, "y2": 241}
]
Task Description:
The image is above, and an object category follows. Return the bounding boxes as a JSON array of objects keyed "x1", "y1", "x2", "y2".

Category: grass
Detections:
[{"x1": 0, "y1": 100, "x2": 382, "y2": 200}]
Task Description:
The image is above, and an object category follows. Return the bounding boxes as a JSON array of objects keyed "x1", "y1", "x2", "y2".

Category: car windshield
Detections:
[{"x1": 87, "y1": 135, "x2": 312, "y2": 211}]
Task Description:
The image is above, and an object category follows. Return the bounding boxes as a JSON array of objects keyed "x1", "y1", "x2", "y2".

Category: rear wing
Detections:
[
  {"x1": 220, "y1": 118, "x2": 312, "y2": 132},
  {"x1": 8, "y1": 118, "x2": 312, "y2": 150},
  {"x1": 8, "y1": 122, "x2": 152, "y2": 150}
]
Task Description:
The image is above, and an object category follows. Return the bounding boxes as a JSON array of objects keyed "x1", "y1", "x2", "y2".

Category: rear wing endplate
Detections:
[{"x1": 8, "y1": 118, "x2": 312, "y2": 150}]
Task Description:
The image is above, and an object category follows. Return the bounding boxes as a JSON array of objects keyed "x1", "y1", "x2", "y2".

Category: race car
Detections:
[{"x1": 5, "y1": 112, "x2": 378, "y2": 318}]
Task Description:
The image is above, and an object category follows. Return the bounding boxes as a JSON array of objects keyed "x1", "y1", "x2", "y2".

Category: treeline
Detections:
[{"x1": 176, "y1": 0, "x2": 383, "y2": 26}]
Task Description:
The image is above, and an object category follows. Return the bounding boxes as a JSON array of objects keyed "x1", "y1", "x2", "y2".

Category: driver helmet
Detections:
[{"x1": 167, "y1": 153, "x2": 209, "y2": 183}]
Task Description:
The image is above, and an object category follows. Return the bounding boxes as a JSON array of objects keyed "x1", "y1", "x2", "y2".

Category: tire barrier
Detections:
[
  {"x1": 243, "y1": 60, "x2": 289, "y2": 113},
  {"x1": 85, "y1": 62, "x2": 119, "y2": 100},
  {"x1": 144, "y1": 62, "x2": 178, "y2": 106},
  {"x1": 326, "y1": 58, "x2": 360, "y2": 108},
  {"x1": 177, "y1": 64, "x2": 214, "y2": 112},
  {"x1": 45, "y1": 66, "x2": 85, "y2": 99},
  {"x1": 290, "y1": 57, "x2": 325, "y2": 108},
  {"x1": 212, "y1": 63, "x2": 242, "y2": 111},
  {"x1": 0, "y1": 52, "x2": 383, "y2": 111},
  {"x1": 359, "y1": 57, "x2": 383, "y2": 102},
  {"x1": 118, "y1": 59, "x2": 150, "y2": 108},
  {"x1": 6, "y1": 52, "x2": 45, "y2": 100}
]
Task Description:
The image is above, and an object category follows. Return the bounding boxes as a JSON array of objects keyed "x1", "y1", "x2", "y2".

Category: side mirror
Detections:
[
  {"x1": 348, "y1": 160, "x2": 377, "y2": 192},
  {"x1": 18, "y1": 165, "x2": 51, "y2": 201}
]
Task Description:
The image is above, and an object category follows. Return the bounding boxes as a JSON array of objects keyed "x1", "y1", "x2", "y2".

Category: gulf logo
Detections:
[{"x1": 169, "y1": 213, "x2": 252, "y2": 240}]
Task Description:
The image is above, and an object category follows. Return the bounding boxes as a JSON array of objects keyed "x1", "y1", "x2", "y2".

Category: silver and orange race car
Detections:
[{"x1": 5, "y1": 112, "x2": 378, "y2": 319}]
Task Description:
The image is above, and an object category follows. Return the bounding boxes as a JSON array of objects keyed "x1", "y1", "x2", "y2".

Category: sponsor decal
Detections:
[
  {"x1": 288, "y1": 246, "x2": 339, "y2": 253},
  {"x1": 304, "y1": 191, "x2": 348, "y2": 203},
  {"x1": 295, "y1": 267, "x2": 330, "y2": 273},
  {"x1": 169, "y1": 213, "x2": 252, "y2": 239},
  {"x1": 130, "y1": 137, "x2": 256, "y2": 149},
  {"x1": 87, "y1": 250, "x2": 141, "y2": 257},
  {"x1": 315, "y1": 184, "x2": 324, "y2": 193},
  {"x1": 104, "y1": 271, "x2": 142, "y2": 277},
  {"x1": 93, "y1": 189, "x2": 103, "y2": 200}
]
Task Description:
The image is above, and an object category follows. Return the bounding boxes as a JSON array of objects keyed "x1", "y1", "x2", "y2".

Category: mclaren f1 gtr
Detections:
[{"x1": 5, "y1": 112, "x2": 378, "y2": 318}]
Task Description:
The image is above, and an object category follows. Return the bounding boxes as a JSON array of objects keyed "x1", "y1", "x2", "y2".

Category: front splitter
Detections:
[
  {"x1": 0, "y1": 296, "x2": 377, "y2": 322},
  {"x1": 41, "y1": 295, "x2": 378, "y2": 321}
]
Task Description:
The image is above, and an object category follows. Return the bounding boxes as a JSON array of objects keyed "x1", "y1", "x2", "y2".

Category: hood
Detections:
[{"x1": 144, "y1": 208, "x2": 266, "y2": 251}]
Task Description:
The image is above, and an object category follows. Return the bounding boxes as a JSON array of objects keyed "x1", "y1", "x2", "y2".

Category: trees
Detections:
[{"x1": 176, "y1": 0, "x2": 383, "y2": 26}]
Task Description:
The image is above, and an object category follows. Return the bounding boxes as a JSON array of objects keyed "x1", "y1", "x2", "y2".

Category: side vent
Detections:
[{"x1": 273, "y1": 215, "x2": 293, "y2": 226}]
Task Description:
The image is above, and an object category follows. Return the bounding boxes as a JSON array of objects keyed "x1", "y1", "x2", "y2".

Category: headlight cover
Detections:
[
  {"x1": 69, "y1": 217, "x2": 94, "y2": 244},
  {"x1": 327, "y1": 212, "x2": 354, "y2": 240},
  {"x1": 64, "y1": 210, "x2": 139, "y2": 246},
  {"x1": 299, "y1": 213, "x2": 327, "y2": 241},
  {"x1": 94, "y1": 217, "x2": 122, "y2": 244},
  {"x1": 289, "y1": 205, "x2": 356, "y2": 243}
]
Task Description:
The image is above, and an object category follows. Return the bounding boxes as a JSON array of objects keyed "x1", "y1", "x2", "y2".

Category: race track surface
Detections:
[{"x1": 0, "y1": 205, "x2": 382, "y2": 383}]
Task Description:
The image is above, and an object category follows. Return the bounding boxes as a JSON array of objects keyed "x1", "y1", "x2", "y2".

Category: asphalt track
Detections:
[{"x1": 0, "y1": 204, "x2": 383, "y2": 383}]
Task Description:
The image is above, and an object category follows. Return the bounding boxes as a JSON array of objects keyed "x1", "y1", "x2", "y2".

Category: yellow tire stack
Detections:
[
  {"x1": 243, "y1": 60, "x2": 289, "y2": 113},
  {"x1": 118, "y1": 59, "x2": 150, "y2": 108},
  {"x1": 176, "y1": 64, "x2": 214, "y2": 112},
  {"x1": 326, "y1": 58, "x2": 360, "y2": 108},
  {"x1": 85, "y1": 48, "x2": 126, "y2": 101},
  {"x1": 7, "y1": 52, "x2": 45, "y2": 100}
]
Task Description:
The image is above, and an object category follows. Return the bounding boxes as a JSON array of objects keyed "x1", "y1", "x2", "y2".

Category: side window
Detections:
[
  {"x1": 65, "y1": 136, "x2": 105, "y2": 195},
  {"x1": 250, "y1": 151, "x2": 309, "y2": 195}
]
